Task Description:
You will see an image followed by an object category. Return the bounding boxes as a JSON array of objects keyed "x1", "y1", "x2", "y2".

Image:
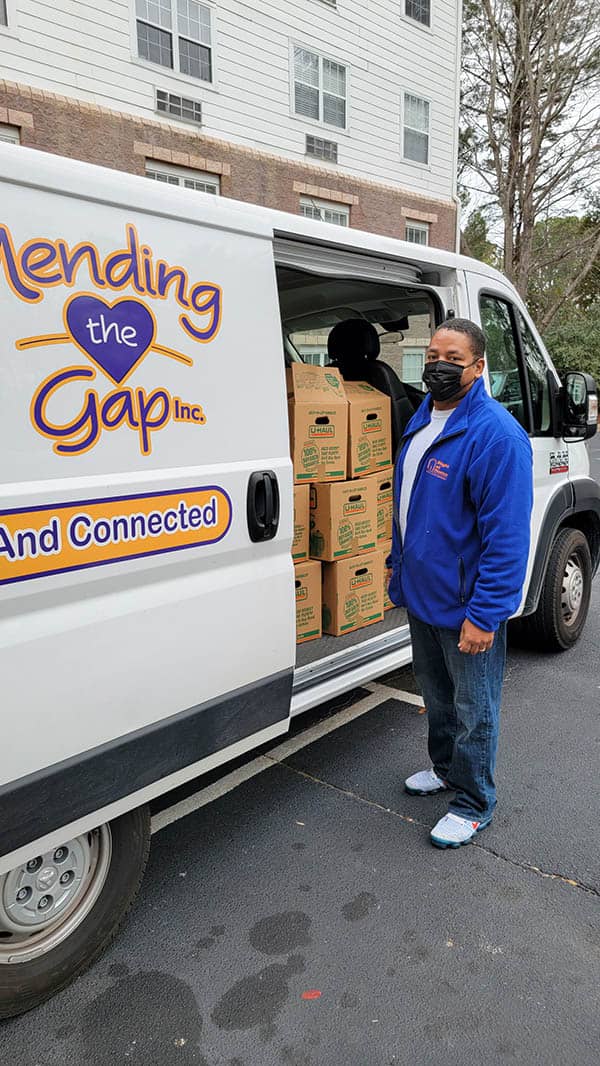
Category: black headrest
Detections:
[{"x1": 327, "y1": 319, "x2": 380, "y2": 366}]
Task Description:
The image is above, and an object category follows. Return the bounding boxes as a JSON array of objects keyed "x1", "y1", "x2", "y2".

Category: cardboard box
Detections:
[
  {"x1": 292, "y1": 484, "x2": 310, "y2": 562},
  {"x1": 344, "y1": 381, "x2": 392, "y2": 478},
  {"x1": 294, "y1": 559, "x2": 322, "y2": 644},
  {"x1": 380, "y1": 537, "x2": 394, "y2": 611},
  {"x1": 322, "y1": 550, "x2": 384, "y2": 636},
  {"x1": 287, "y1": 364, "x2": 348, "y2": 484},
  {"x1": 309, "y1": 477, "x2": 377, "y2": 562},
  {"x1": 370, "y1": 465, "x2": 394, "y2": 541}
]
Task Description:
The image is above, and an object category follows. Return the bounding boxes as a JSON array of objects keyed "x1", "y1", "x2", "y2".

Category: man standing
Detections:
[{"x1": 388, "y1": 318, "x2": 533, "y2": 848}]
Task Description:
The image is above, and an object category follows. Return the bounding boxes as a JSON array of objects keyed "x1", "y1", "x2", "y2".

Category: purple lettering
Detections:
[
  {"x1": 156, "y1": 262, "x2": 190, "y2": 307},
  {"x1": 180, "y1": 284, "x2": 221, "y2": 342},
  {"x1": 32, "y1": 367, "x2": 100, "y2": 456},
  {"x1": 103, "y1": 226, "x2": 143, "y2": 293},
  {"x1": 57, "y1": 241, "x2": 106, "y2": 288},
  {"x1": 147, "y1": 512, "x2": 162, "y2": 535},
  {"x1": 69, "y1": 515, "x2": 92, "y2": 548},
  {"x1": 178, "y1": 501, "x2": 189, "y2": 530},
  {"x1": 21, "y1": 241, "x2": 61, "y2": 284},
  {"x1": 101, "y1": 390, "x2": 140, "y2": 429},
  {"x1": 136, "y1": 388, "x2": 171, "y2": 455},
  {"x1": 0, "y1": 225, "x2": 39, "y2": 301}
]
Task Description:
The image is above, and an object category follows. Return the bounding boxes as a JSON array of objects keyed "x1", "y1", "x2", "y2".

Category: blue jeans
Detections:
[{"x1": 408, "y1": 612, "x2": 507, "y2": 823}]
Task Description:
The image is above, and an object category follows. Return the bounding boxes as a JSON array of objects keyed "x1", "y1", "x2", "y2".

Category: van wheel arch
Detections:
[
  {"x1": 510, "y1": 526, "x2": 593, "y2": 652},
  {"x1": 562, "y1": 511, "x2": 600, "y2": 576},
  {"x1": 0, "y1": 805, "x2": 150, "y2": 1020}
]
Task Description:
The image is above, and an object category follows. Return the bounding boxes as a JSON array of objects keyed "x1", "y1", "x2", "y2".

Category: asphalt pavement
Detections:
[{"x1": 3, "y1": 439, "x2": 600, "y2": 1066}]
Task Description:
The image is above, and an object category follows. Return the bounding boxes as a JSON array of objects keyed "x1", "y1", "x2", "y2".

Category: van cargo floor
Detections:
[{"x1": 296, "y1": 608, "x2": 408, "y2": 668}]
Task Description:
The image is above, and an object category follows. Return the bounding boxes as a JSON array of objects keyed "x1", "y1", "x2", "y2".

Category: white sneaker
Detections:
[
  {"x1": 405, "y1": 768, "x2": 448, "y2": 796},
  {"x1": 430, "y1": 812, "x2": 491, "y2": 849}
]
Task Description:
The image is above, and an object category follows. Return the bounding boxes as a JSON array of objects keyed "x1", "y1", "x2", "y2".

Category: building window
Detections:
[
  {"x1": 293, "y1": 46, "x2": 346, "y2": 129},
  {"x1": 136, "y1": 0, "x2": 212, "y2": 82},
  {"x1": 0, "y1": 0, "x2": 7, "y2": 26},
  {"x1": 300, "y1": 196, "x2": 349, "y2": 226},
  {"x1": 155, "y1": 88, "x2": 202, "y2": 124},
  {"x1": 305, "y1": 135, "x2": 338, "y2": 163},
  {"x1": 146, "y1": 161, "x2": 220, "y2": 194},
  {"x1": 0, "y1": 124, "x2": 20, "y2": 144},
  {"x1": 403, "y1": 93, "x2": 430, "y2": 164},
  {"x1": 405, "y1": 0, "x2": 431, "y2": 27},
  {"x1": 405, "y1": 220, "x2": 429, "y2": 245}
]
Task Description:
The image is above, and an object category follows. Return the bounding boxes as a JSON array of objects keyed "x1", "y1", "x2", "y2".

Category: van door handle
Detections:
[{"x1": 247, "y1": 471, "x2": 280, "y2": 542}]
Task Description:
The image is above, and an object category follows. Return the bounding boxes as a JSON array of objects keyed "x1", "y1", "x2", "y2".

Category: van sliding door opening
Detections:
[{"x1": 275, "y1": 258, "x2": 447, "y2": 700}]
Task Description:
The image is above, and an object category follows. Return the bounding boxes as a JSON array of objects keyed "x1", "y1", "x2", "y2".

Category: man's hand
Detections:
[{"x1": 458, "y1": 619, "x2": 494, "y2": 655}]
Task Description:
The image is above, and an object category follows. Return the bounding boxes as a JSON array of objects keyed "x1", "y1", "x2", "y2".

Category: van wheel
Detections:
[
  {"x1": 0, "y1": 805, "x2": 150, "y2": 1020},
  {"x1": 511, "y1": 528, "x2": 592, "y2": 652}
]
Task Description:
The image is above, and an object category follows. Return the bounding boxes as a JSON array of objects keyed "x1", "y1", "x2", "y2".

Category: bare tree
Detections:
[{"x1": 461, "y1": 0, "x2": 600, "y2": 326}]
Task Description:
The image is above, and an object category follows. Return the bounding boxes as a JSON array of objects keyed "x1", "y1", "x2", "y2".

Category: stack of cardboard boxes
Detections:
[{"x1": 288, "y1": 363, "x2": 395, "y2": 644}]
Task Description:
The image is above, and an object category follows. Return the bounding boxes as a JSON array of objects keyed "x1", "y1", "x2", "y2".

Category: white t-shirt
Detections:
[{"x1": 399, "y1": 408, "x2": 453, "y2": 540}]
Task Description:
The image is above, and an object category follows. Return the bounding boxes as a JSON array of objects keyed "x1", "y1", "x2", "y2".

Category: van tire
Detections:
[
  {"x1": 0, "y1": 805, "x2": 150, "y2": 1020},
  {"x1": 511, "y1": 528, "x2": 592, "y2": 652}
]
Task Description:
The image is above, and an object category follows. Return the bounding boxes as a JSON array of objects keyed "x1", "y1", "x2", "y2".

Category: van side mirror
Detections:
[{"x1": 562, "y1": 371, "x2": 598, "y2": 441}]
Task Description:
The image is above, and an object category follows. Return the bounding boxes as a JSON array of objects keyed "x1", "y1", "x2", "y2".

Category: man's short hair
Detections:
[{"x1": 433, "y1": 318, "x2": 486, "y2": 360}]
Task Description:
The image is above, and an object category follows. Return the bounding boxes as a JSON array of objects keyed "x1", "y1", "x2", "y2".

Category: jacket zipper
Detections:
[
  {"x1": 396, "y1": 425, "x2": 468, "y2": 547},
  {"x1": 458, "y1": 556, "x2": 466, "y2": 604}
]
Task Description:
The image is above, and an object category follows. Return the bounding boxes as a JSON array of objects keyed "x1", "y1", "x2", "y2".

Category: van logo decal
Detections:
[
  {"x1": 0, "y1": 486, "x2": 232, "y2": 586},
  {"x1": 64, "y1": 294, "x2": 157, "y2": 385},
  {"x1": 549, "y1": 450, "x2": 569, "y2": 475},
  {"x1": 1, "y1": 223, "x2": 222, "y2": 457}
]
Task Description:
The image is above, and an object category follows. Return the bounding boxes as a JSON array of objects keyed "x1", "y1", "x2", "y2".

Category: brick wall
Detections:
[{"x1": 0, "y1": 81, "x2": 457, "y2": 251}]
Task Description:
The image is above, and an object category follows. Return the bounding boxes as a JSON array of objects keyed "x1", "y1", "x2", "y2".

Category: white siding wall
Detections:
[{"x1": 0, "y1": 0, "x2": 460, "y2": 201}]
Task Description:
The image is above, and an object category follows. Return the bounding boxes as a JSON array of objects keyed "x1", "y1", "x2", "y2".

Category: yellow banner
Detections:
[{"x1": 0, "y1": 486, "x2": 232, "y2": 585}]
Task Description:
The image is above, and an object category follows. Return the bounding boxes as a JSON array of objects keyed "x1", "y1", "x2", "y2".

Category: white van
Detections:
[{"x1": 0, "y1": 147, "x2": 598, "y2": 1018}]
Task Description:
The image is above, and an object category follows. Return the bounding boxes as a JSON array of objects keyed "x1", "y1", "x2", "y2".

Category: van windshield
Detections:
[{"x1": 276, "y1": 267, "x2": 437, "y2": 394}]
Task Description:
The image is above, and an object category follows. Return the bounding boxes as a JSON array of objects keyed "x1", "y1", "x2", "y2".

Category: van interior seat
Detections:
[{"x1": 327, "y1": 318, "x2": 417, "y2": 456}]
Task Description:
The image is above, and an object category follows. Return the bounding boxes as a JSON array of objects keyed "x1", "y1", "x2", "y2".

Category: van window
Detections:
[
  {"x1": 517, "y1": 311, "x2": 551, "y2": 434},
  {"x1": 479, "y1": 294, "x2": 528, "y2": 430}
]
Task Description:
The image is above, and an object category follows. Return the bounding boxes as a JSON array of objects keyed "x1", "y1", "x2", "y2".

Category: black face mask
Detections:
[{"x1": 422, "y1": 359, "x2": 478, "y2": 402}]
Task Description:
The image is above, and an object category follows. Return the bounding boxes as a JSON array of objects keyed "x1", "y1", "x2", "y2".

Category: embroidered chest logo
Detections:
[{"x1": 425, "y1": 457, "x2": 450, "y2": 481}]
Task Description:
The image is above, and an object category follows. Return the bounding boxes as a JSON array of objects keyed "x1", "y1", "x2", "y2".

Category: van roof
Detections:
[{"x1": 0, "y1": 144, "x2": 509, "y2": 290}]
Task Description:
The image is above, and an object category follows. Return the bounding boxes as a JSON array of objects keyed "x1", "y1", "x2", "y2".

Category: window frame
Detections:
[
  {"x1": 401, "y1": 348, "x2": 426, "y2": 387},
  {"x1": 404, "y1": 0, "x2": 432, "y2": 30},
  {"x1": 405, "y1": 220, "x2": 430, "y2": 245},
  {"x1": 145, "y1": 160, "x2": 220, "y2": 194},
  {"x1": 155, "y1": 87, "x2": 203, "y2": 125},
  {"x1": 401, "y1": 90, "x2": 431, "y2": 167},
  {"x1": 132, "y1": 0, "x2": 217, "y2": 88},
  {"x1": 305, "y1": 134, "x2": 338, "y2": 163},
  {"x1": 290, "y1": 41, "x2": 349, "y2": 133},
  {"x1": 516, "y1": 307, "x2": 555, "y2": 437},
  {"x1": 299, "y1": 196, "x2": 350, "y2": 226},
  {"x1": 478, "y1": 290, "x2": 539, "y2": 435},
  {"x1": 0, "y1": 0, "x2": 17, "y2": 33},
  {"x1": 0, "y1": 123, "x2": 20, "y2": 145}
]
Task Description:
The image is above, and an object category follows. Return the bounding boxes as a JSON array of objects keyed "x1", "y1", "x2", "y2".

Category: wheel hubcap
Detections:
[
  {"x1": 561, "y1": 554, "x2": 584, "y2": 625},
  {"x1": 0, "y1": 826, "x2": 112, "y2": 964}
]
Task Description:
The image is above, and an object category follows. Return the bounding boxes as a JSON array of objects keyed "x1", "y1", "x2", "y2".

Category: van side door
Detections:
[{"x1": 0, "y1": 156, "x2": 295, "y2": 869}]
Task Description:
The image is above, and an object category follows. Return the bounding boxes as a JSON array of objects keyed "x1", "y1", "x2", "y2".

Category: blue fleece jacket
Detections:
[{"x1": 388, "y1": 376, "x2": 533, "y2": 632}]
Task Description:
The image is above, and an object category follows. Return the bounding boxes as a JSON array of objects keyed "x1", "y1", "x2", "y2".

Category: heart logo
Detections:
[{"x1": 64, "y1": 294, "x2": 156, "y2": 385}]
